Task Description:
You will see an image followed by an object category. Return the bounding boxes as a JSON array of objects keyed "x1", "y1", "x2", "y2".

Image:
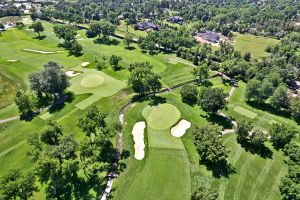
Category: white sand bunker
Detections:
[
  {"x1": 132, "y1": 121, "x2": 146, "y2": 160},
  {"x1": 171, "y1": 119, "x2": 191, "y2": 137},
  {"x1": 6, "y1": 59, "x2": 17, "y2": 62},
  {"x1": 65, "y1": 71, "x2": 80, "y2": 77},
  {"x1": 22, "y1": 49, "x2": 54, "y2": 54},
  {"x1": 81, "y1": 62, "x2": 90, "y2": 67}
]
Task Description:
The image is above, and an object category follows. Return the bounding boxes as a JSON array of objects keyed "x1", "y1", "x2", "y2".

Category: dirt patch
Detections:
[
  {"x1": 170, "y1": 119, "x2": 191, "y2": 137},
  {"x1": 132, "y1": 121, "x2": 146, "y2": 160}
]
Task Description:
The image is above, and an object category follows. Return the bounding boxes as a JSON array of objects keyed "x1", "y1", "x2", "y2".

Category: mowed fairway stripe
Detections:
[
  {"x1": 122, "y1": 148, "x2": 190, "y2": 200},
  {"x1": 233, "y1": 106, "x2": 257, "y2": 119},
  {"x1": 248, "y1": 159, "x2": 273, "y2": 200}
]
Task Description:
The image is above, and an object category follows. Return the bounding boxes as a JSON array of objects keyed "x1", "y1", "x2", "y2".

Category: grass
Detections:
[
  {"x1": 233, "y1": 106, "x2": 257, "y2": 119},
  {"x1": 143, "y1": 104, "x2": 181, "y2": 130},
  {"x1": 234, "y1": 33, "x2": 279, "y2": 59},
  {"x1": 116, "y1": 20, "x2": 148, "y2": 38}
]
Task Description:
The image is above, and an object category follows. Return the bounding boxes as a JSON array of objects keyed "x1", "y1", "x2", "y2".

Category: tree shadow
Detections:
[
  {"x1": 247, "y1": 100, "x2": 291, "y2": 119},
  {"x1": 125, "y1": 46, "x2": 136, "y2": 50},
  {"x1": 73, "y1": 176, "x2": 106, "y2": 199},
  {"x1": 48, "y1": 92, "x2": 75, "y2": 114},
  {"x1": 20, "y1": 111, "x2": 39, "y2": 121},
  {"x1": 203, "y1": 113, "x2": 234, "y2": 129},
  {"x1": 33, "y1": 35, "x2": 46, "y2": 40},
  {"x1": 149, "y1": 96, "x2": 167, "y2": 106},
  {"x1": 94, "y1": 37, "x2": 119, "y2": 46},
  {"x1": 237, "y1": 138, "x2": 273, "y2": 159},
  {"x1": 201, "y1": 159, "x2": 236, "y2": 178}
]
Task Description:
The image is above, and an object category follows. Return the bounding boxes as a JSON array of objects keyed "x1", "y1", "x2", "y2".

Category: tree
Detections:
[
  {"x1": 86, "y1": 20, "x2": 115, "y2": 39},
  {"x1": 34, "y1": 135, "x2": 79, "y2": 199},
  {"x1": 249, "y1": 130, "x2": 267, "y2": 148},
  {"x1": 15, "y1": 21, "x2": 25, "y2": 30},
  {"x1": 29, "y1": 21, "x2": 44, "y2": 37},
  {"x1": 236, "y1": 119, "x2": 253, "y2": 142},
  {"x1": 123, "y1": 33, "x2": 132, "y2": 48},
  {"x1": 245, "y1": 79, "x2": 262, "y2": 101},
  {"x1": 69, "y1": 41, "x2": 82, "y2": 56},
  {"x1": 191, "y1": 186, "x2": 218, "y2": 200},
  {"x1": 198, "y1": 87, "x2": 227, "y2": 113},
  {"x1": 128, "y1": 62, "x2": 162, "y2": 96},
  {"x1": 193, "y1": 124, "x2": 228, "y2": 164},
  {"x1": 290, "y1": 98, "x2": 300, "y2": 120},
  {"x1": 243, "y1": 52, "x2": 251, "y2": 61},
  {"x1": 53, "y1": 25, "x2": 77, "y2": 48},
  {"x1": 192, "y1": 63, "x2": 209, "y2": 83},
  {"x1": 15, "y1": 90, "x2": 37, "y2": 117},
  {"x1": 109, "y1": 55, "x2": 123, "y2": 71},
  {"x1": 78, "y1": 105, "x2": 108, "y2": 140},
  {"x1": 180, "y1": 84, "x2": 198, "y2": 105},
  {"x1": 0, "y1": 169, "x2": 38, "y2": 200},
  {"x1": 0, "y1": 23, "x2": 5, "y2": 35},
  {"x1": 270, "y1": 85, "x2": 289, "y2": 108},
  {"x1": 40, "y1": 120, "x2": 63, "y2": 146},
  {"x1": 29, "y1": 61, "x2": 70, "y2": 99},
  {"x1": 269, "y1": 123, "x2": 297, "y2": 149}
]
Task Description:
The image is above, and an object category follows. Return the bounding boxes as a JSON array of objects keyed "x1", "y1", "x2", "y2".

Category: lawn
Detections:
[
  {"x1": 233, "y1": 33, "x2": 279, "y2": 59},
  {"x1": 233, "y1": 106, "x2": 257, "y2": 119},
  {"x1": 116, "y1": 20, "x2": 148, "y2": 38}
]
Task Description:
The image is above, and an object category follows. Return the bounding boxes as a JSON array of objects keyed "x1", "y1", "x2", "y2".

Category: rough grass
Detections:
[
  {"x1": 234, "y1": 33, "x2": 278, "y2": 59},
  {"x1": 233, "y1": 106, "x2": 257, "y2": 119},
  {"x1": 116, "y1": 20, "x2": 148, "y2": 38}
]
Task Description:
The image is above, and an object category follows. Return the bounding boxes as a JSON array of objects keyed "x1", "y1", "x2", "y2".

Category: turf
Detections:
[
  {"x1": 233, "y1": 106, "x2": 257, "y2": 119},
  {"x1": 68, "y1": 67, "x2": 126, "y2": 109},
  {"x1": 143, "y1": 104, "x2": 181, "y2": 130},
  {"x1": 234, "y1": 33, "x2": 279, "y2": 59}
]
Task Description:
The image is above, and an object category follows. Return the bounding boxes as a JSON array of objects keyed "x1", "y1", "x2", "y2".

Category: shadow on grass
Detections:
[
  {"x1": 247, "y1": 100, "x2": 291, "y2": 119},
  {"x1": 131, "y1": 94, "x2": 166, "y2": 106},
  {"x1": 48, "y1": 92, "x2": 75, "y2": 114},
  {"x1": 237, "y1": 138, "x2": 273, "y2": 159},
  {"x1": 203, "y1": 113, "x2": 234, "y2": 129},
  {"x1": 125, "y1": 46, "x2": 136, "y2": 50},
  {"x1": 201, "y1": 159, "x2": 236, "y2": 178},
  {"x1": 33, "y1": 35, "x2": 46, "y2": 40},
  {"x1": 73, "y1": 176, "x2": 106, "y2": 199},
  {"x1": 94, "y1": 37, "x2": 119, "y2": 45}
]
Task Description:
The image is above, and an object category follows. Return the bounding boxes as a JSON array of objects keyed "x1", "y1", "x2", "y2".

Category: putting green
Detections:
[
  {"x1": 80, "y1": 74, "x2": 104, "y2": 88},
  {"x1": 143, "y1": 104, "x2": 181, "y2": 130},
  {"x1": 68, "y1": 67, "x2": 126, "y2": 109},
  {"x1": 142, "y1": 104, "x2": 183, "y2": 149}
]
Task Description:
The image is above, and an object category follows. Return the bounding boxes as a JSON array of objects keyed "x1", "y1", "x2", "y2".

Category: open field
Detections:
[
  {"x1": 116, "y1": 20, "x2": 148, "y2": 38},
  {"x1": 233, "y1": 33, "x2": 279, "y2": 59}
]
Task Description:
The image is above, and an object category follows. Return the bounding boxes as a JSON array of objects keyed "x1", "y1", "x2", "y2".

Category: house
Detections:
[
  {"x1": 167, "y1": 16, "x2": 183, "y2": 24},
  {"x1": 195, "y1": 31, "x2": 220, "y2": 43},
  {"x1": 134, "y1": 21, "x2": 159, "y2": 31}
]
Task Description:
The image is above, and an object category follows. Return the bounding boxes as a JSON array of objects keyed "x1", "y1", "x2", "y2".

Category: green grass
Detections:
[
  {"x1": 233, "y1": 106, "x2": 257, "y2": 119},
  {"x1": 234, "y1": 33, "x2": 279, "y2": 59},
  {"x1": 116, "y1": 20, "x2": 148, "y2": 38},
  {"x1": 143, "y1": 104, "x2": 181, "y2": 130}
]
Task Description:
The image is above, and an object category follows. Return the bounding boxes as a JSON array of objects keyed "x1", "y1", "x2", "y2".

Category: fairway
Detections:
[
  {"x1": 68, "y1": 67, "x2": 126, "y2": 109},
  {"x1": 233, "y1": 106, "x2": 257, "y2": 119}
]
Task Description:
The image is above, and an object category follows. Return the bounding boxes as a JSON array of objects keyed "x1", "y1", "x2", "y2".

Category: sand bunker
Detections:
[
  {"x1": 171, "y1": 119, "x2": 191, "y2": 137},
  {"x1": 65, "y1": 71, "x2": 80, "y2": 77},
  {"x1": 132, "y1": 121, "x2": 146, "y2": 160},
  {"x1": 81, "y1": 62, "x2": 90, "y2": 67},
  {"x1": 22, "y1": 49, "x2": 54, "y2": 54},
  {"x1": 6, "y1": 59, "x2": 17, "y2": 62}
]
